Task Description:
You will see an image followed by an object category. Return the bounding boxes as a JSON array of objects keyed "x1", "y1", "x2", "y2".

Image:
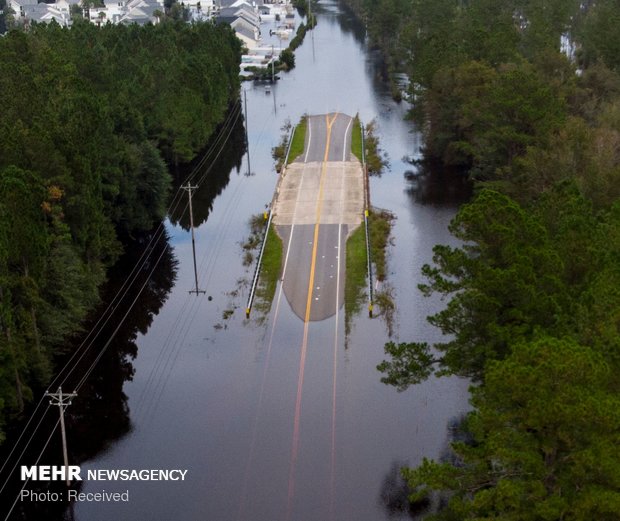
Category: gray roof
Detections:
[
  {"x1": 234, "y1": 23, "x2": 255, "y2": 42},
  {"x1": 12, "y1": 0, "x2": 38, "y2": 8}
]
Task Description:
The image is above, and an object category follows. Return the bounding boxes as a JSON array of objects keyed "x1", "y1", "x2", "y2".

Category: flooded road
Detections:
[{"x1": 3, "y1": 2, "x2": 472, "y2": 520}]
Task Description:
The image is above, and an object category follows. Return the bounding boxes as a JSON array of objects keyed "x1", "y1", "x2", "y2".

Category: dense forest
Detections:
[
  {"x1": 0, "y1": 20, "x2": 241, "y2": 443},
  {"x1": 342, "y1": 0, "x2": 620, "y2": 518}
]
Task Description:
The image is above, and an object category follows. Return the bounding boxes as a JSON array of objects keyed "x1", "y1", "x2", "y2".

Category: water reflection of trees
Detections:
[
  {"x1": 378, "y1": 414, "x2": 472, "y2": 520},
  {"x1": 4, "y1": 228, "x2": 177, "y2": 521},
  {"x1": 378, "y1": 461, "x2": 430, "y2": 519},
  {"x1": 404, "y1": 161, "x2": 473, "y2": 207},
  {"x1": 168, "y1": 104, "x2": 247, "y2": 230},
  {"x1": 336, "y1": 1, "x2": 367, "y2": 43},
  {"x1": 68, "y1": 229, "x2": 177, "y2": 461}
]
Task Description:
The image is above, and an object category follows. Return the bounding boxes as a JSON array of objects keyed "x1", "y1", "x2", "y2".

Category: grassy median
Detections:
[
  {"x1": 287, "y1": 116, "x2": 307, "y2": 165},
  {"x1": 344, "y1": 209, "x2": 393, "y2": 334},
  {"x1": 255, "y1": 223, "x2": 283, "y2": 314},
  {"x1": 345, "y1": 222, "x2": 367, "y2": 332},
  {"x1": 351, "y1": 115, "x2": 363, "y2": 162}
]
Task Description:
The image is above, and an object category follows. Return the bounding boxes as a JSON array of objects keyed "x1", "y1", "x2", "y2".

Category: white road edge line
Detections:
[
  {"x1": 330, "y1": 150, "x2": 347, "y2": 520},
  {"x1": 281, "y1": 157, "x2": 310, "y2": 280},
  {"x1": 342, "y1": 116, "x2": 353, "y2": 162},
  {"x1": 303, "y1": 115, "x2": 313, "y2": 164}
]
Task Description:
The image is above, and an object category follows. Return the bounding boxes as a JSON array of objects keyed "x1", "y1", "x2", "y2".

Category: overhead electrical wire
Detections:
[{"x1": 0, "y1": 101, "x2": 244, "y2": 507}]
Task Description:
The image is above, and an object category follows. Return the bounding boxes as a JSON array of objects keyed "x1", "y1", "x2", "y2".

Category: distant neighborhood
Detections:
[{"x1": 1, "y1": 0, "x2": 295, "y2": 56}]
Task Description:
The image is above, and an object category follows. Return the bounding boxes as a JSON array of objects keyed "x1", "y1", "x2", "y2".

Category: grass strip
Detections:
[
  {"x1": 351, "y1": 116, "x2": 363, "y2": 162},
  {"x1": 368, "y1": 209, "x2": 392, "y2": 281},
  {"x1": 345, "y1": 223, "x2": 367, "y2": 333},
  {"x1": 287, "y1": 116, "x2": 307, "y2": 165},
  {"x1": 344, "y1": 209, "x2": 393, "y2": 334},
  {"x1": 255, "y1": 223, "x2": 283, "y2": 313}
]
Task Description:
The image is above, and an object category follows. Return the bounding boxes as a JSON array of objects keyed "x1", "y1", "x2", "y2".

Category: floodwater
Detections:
[{"x1": 2, "y1": 2, "x2": 473, "y2": 520}]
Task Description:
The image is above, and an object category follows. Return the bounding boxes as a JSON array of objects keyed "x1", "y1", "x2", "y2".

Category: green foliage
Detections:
[
  {"x1": 577, "y1": 0, "x2": 620, "y2": 72},
  {"x1": 380, "y1": 185, "x2": 620, "y2": 516},
  {"x1": 363, "y1": 121, "x2": 384, "y2": 175},
  {"x1": 405, "y1": 337, "x2": 620, "y2": 520},
  {"x1": 345, "y1": 209, "x2": 393, "y2": 334},
  {"x1": 0, "y1": 21, "x2": 241, "y2": 442},
  {"x1": 426, "y1": 60, "x2": 567, "y2": 179},
  {"x1": 254, "y1": 223, "x2": 283, "y2": 314},
  {"x1": 368, "y1": 209, "x2": 392, "y2": 281},
  {"x1": 344, "y1": 222, "x2": 367, "y2": 334},
  {"x1": 287, "y1": 116, "x2": 307, "y2": 164},
  {"x1": 380, "y1": 190, "x2": 569, "y2": 383},
  {"x1": 278, "y1": 48, "x2": 295, "y2": 70},
  {"x1": 350, "y1": 116, "x2": 363, "y2": 162},
  {"x1": 362, "y1": 0, "x2": 620, "y2": 517}
]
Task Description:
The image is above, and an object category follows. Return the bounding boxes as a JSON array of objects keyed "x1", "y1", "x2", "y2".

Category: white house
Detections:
[
  {"x1": 8, "y1": 0, "x2": 37, "y2": 19},
  {"x1": 119, "y1": 0, "x2": 163, "y2": 24},
  {"x1": 89, "y1": 0, "x2": 163, "y2": 25},
  {"x1": 28, "y1": 3, "x2": 71, "y2": 24},
  {"x1": 217, "y1": 1, "x2": 261, "y2": 48},
  {"x1": 181, "y1": 0, "x2": 215, "y2": 22},
  {"x1": 8, "y1": 0, "x2": 82, "y2": 26},
  {"x1": 88, "y1": 0, "x2": 125, "y2": 25},
  {"x1": 230, "y1": 16, "x2": 259, "y2": 48}
]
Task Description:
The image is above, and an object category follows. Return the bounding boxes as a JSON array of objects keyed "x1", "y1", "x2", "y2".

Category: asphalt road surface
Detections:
[{"x1": 273, "y1": 113, "x2": 364, "y2": 321}]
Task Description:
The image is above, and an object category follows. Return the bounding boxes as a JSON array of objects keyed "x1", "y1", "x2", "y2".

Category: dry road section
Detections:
[{"x1": 272, "y1": 113, "x2": 364, "y2": 322}]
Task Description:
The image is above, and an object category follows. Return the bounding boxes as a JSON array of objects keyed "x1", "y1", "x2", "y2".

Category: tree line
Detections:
[
  {"x1": 0, "y1": 20, "x2": 241, "y2": 443},
  {"x1": 343, "y1": 0, "x2": 620, "y2": 518}
]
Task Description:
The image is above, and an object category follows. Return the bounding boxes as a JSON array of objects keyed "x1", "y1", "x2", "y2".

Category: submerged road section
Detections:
[{"x1": 272, "y1": 113, "x2": 365, "y2": 321}]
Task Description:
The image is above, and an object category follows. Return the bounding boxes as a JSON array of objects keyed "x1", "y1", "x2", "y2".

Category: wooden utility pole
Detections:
[
  {"x1": 243, "y1": 89, "x2": 251, "y2": 177},
  {"x1": 183, "y1": 183, "x2": 205, "y2": 295},
  {"x1": 46, "y1": 387, "x2": 77, "y2": 486}
]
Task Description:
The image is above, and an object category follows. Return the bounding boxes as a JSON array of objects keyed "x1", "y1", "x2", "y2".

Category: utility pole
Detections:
[
  {"x1": 309, "y1": 0, "x2": 316, "y2": 61},
  {"x1": 243, "y1": 89, "x2": 251, "y2": 177},
  {"x1": 45, "y1": 387, "x2": 77, "y2": 486},
  {"x1": 182, "y1": 183, "x2": 206, "y2": 295}
]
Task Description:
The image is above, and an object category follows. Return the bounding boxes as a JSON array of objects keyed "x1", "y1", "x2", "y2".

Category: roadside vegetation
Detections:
[
  {"x1": 345, "y1": 209, "x2": 393, "y2": 335},
  {"x1": 344, "y1": 222, "x2": 367, "y2": 334},
  {"x1": 343, "y1": 0, "x2": 620, "y2": 518},
  {"x1": 364, "y1": 121, "x2": 385, "y2": 175},
  {"x1": 273, "y1": 116, "x2": 307, "y2": 172},
  {"x1": 241, "y1": 214, "x2": 283, "y2": 320},
  {"x1": 0, "y1": 21, "x2": 241, "y2": 443},
  {"x1": 254, "y1": 224, "x2": 283, "y2": 315},
  {"x1": 276, "y1": 10, "x2": 317, "y2": 72},
  {"x1": 350, "y1": 116, "x2": 384, "y2": 174},
  {"x1": 351, "y1": 116, "x2": 363, "y2": 162},
  {"x1": 368, "y1": 209, "x2": 392, "y2": 281},
  {"x1": 287, "y1": 116, "x2": 308, "y2": 164}
]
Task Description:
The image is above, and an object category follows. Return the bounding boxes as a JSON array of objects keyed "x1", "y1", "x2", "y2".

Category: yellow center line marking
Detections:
[
  {"x1": 287, "y1": 113, "x2": 339, "y2": 518},
  {"x1": 304, "y1": 113, "x2": 337, "y2": 321}
]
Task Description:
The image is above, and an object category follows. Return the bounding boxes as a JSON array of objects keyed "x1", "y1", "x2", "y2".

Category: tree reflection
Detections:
[
  {"x1": 378, "y1": 415, "x2": 472, "y2": 520},
  {"x1": 378, "y1": 460, "x2": 430, "y2": 519},
  {"x1": 404, "y1": 160, "x2": 473, "y2": 207},
  {"x1": 168, "y1": 103, "x2": 247, "y2": 230},
  {"x1": 2, "y1": 227, "x2": 177, "y2": 521}
]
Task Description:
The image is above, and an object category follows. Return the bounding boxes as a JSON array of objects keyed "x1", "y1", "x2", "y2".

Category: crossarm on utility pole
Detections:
[{"x1": 45, "y1": 386, "x2": 77, "y2": 486}]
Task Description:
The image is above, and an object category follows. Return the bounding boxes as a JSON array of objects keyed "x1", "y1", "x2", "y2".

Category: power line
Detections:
[
  {"x1": 182, "y1": 183, "x2": 206, "y2": 295},
  {"x1": 0, "y1": 102, "x2": 244, "y2": 489},
  {"x1": 45, "y1": 388, "x2": 77, "y2": 487},
  {"x1": 3, "y1": 417, "x2": 60, "y2": 521}
]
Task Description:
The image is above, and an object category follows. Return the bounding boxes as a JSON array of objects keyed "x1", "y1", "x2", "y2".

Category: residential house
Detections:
[
  {"x1": 15, "y1": 0, "x2": 81, "y2": 26},
  {"x1": 8, "y1": 0, "x2": 37, "y2": 19},
  {"x1": 181, "y1": 0, "x2": 215, "y2": 22},
  {"x1": 216, "y1": 0, "x2": 260, "y2": 48},
  {"x1": 88, "y1": 0, "x2": 163, "y2": 25}
]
